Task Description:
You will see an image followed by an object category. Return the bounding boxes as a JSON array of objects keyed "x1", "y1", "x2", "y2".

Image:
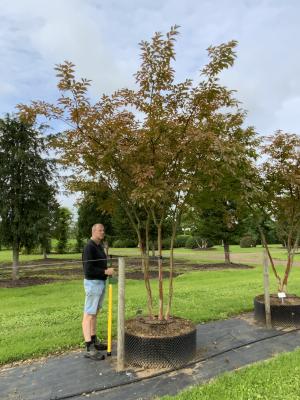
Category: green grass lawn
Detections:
[
  {"x1": 1, "y1": 243, "x2": 297, "y2": 264},
  {"x1": 160, "y1": 348, "x2": 300, "y2": 400},
  {"x1": 1, "y1": 260, "x2": 300, "y2": 365}
]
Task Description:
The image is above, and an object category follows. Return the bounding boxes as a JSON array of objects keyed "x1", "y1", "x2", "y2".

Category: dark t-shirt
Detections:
[{"x1": 82, "y1": 239, "x2": 108, "y2": 280}]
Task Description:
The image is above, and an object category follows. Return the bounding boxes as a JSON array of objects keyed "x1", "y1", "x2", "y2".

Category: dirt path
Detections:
[{"x1": 191, "y1": 251, "x2": 300, "y2": 267}]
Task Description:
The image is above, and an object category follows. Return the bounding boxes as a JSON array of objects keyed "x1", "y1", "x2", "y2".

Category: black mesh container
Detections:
[
  {"x1": 125, "y1": 327, "x2": 196, "y2": 369},
  {"x1": 254, "y1": 294, "x2": 300, "y2": 328}
]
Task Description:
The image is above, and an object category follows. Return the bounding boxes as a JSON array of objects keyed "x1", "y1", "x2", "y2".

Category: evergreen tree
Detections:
[
  {"x1": 53, "y1": 207, "x2": 72, "y2": 254},
  {"x1": 0, "y1": 114, "x2": 56, "y2": 279},
  {"x1": 76, "y1": 191, "x2": 114, "y2": 252}
]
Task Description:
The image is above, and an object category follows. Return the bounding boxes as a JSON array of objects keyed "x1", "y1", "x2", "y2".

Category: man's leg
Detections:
[
  {"x1": 90, "y1": 312, "x2": 98, "y2": 337},
  {"x1": 83, "y1": 280, "x2": 107, "y2": 355},
  {"x1": 82, "y1": 313, "x2": 105, "y2": 360},
  {"x1": 82, "y1": 312, "x2": 96, "y2": 342},
  {"x1": 83, "y1": 279, "x2": 99, "y2": 343},
  {"x1": 90, "y1": 282, "x2": 108, "y2": 351}
]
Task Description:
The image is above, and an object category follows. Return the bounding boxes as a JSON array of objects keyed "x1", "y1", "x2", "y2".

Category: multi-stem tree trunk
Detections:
[
  {"x1": 281, "y1": 233, "x2": 300, "y2": 292},
  {"x1": 138, "y1": 229, "x2": 153, "y2": 318},
  {"x1": 157, "y1": 223, "x2": 164, "y2": 320},
  {"x1": 123, "y1": 204, "x2": 153, "y2": 317},
  {"x1": 223, "y1": 241, "x2": 231, "y2": 264},
  {"x1": 258, "y1": 227, "x2": 282, "y2": 290},
  {"x1": 12, "y1": 242, "x2": 19, "y2": 280},
  {"x1": 142, "y1": 214, "x2": 153, "y2": 318},
  {"x1": 165, "y1": 221, "x2": 178, "y2": 320}
]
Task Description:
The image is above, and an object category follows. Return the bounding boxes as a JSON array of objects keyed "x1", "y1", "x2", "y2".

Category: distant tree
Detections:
[
  {"x1": 53, "y1": 207, "x2": 72, "y2": 254},
  {"x1": 24, "y1": 192, "x2": 59, "y2": 258},
  {"x1": 110, "y1": 204, "x2": 136, "y2": 242},
  {"x1": 0, "y1": 114, "x2": 56, "y2": 279},
  {"x1": 241, "y1": 212, "x2": 278, "y2": 245},
  {"x1": 191, "y1": 202, "x2": 241, "y2": 262},
  {"x1": 37, "y1": 196, "x2": 60, "y2": 258},
  {"x1": 76, "y1": 190, "x2": 115, "y2": 251},
  {"x1": 188, "y1": 132, "x2": 259, "y2": 263}
]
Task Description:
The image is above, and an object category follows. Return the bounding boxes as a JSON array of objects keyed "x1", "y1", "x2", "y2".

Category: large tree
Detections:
[
  {"x1": 18, "y1": 27, "x2": 255, "y2": 319},
  {"x1": 0, "y1": 115, "x2": 56, "y2": 279}
]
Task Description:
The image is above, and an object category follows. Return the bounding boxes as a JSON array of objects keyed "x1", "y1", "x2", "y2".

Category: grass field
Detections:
[
  {"x1": 1, "y1": 267, "x2": 282, "y2": 365},
  {"x1": 0, "y1": 243, "x2": 298, "y2": 265},
  {"x1": 1, "y1": 245, "x2": 300, "y2": 398}
]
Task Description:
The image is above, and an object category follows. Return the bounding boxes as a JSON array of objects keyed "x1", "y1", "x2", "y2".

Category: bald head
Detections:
[{"x1": 91, "y1": 224, "x2": 105, "y2": 243}]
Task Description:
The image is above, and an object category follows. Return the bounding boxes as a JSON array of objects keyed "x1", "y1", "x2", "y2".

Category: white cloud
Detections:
[{"x1": 0, "y1": 82, "x2": 16, "y2": 95}]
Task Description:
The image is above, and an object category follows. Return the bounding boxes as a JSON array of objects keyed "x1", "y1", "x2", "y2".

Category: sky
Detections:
[{"x1": 1, "y1": 0, "x2": 299, "y2": 212}]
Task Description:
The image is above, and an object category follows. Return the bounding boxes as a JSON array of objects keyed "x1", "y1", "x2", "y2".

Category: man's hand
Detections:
[{"x1": 105, "y1": 268, "x2": 114, "y2": 276}]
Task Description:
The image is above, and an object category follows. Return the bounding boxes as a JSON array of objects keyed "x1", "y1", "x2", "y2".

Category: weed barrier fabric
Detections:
[{"x1": 2, "y1": 317, "x2": 300, "y2": 400}]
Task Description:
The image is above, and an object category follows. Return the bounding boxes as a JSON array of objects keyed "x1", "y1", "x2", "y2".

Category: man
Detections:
[{"x1": 82, "y1": 223, "x2": 114, "y2": 360}]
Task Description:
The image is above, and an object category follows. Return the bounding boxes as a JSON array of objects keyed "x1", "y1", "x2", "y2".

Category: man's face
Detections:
[{"x1": 93, "y1": 225, "x2": 105, "y2": 241}]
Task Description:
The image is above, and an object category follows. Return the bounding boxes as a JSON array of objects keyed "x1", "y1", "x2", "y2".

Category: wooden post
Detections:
[
  {"x1": 263, "y1": 249, "x2": 272, "y2": 328},
  {"x1": 117, "y1": 257, "x2": 125, "y2": 371},
  {"x1": 107, "y1": 282, "x2": 113, "y2": 356}
]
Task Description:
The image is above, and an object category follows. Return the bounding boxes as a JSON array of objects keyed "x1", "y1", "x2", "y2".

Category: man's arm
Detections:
[{"x1": 83, "y1": 243, "x2": 96, "y2": 271}]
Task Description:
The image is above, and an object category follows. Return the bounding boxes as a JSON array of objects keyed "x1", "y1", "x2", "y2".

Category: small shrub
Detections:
[
  {"x1": 240, "y1": 235, "x2": 257, "y2": 248},
  {"x1": 55, "y1": 239, "x2": 68, "y2": 254},
  {"x1": 74, "y1": 238, "x2": 84, "y2": 253},
  {"x1": 185, "y1": 236, "x2": 213, "y2": 249},
  {"x1": 185, "y1": 236, "x2": 201, "y2": 249},
  {"x1": 162, "y1": 238, "x2": 171, "y2": 249},
  {"x1": 175, "y1": 235, "x2": 192, "y2": 248},
  {"x1": 21, "y1": 246, "x2": 40, "y2": 255}
]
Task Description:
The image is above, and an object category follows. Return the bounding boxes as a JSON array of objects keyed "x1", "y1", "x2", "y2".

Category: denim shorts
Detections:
[{"x1": 84, "y1": 279, "x2": 106, "y2": 315}]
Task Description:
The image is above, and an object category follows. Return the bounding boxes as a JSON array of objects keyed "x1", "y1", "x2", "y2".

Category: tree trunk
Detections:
[
  {"x1": 151, "y1": 242, "x2": 155, "y2": 257},
  {"x1": 43, "y1": 248, "x2": 48, "y2": 259},
  {"x1": 123, "y1": 204, "x2": 153, "y2": 318},
  {"x1": 281, "y1": 233, "x2": 299, "y2": 292},
  {"x1": 157, "y1": 223, "x2": 164, "y2": 320},
  {"x1": 12, "y1": 243, "x2": 19, "y2": 280},
  {"x1": 258, "y1": 227, "x2": 282, "y2": 290},
  {"x1": 165, "y1": 221, "x2": 177, "y2": 320},
  {"x1": 145, "y1": 216, "x2": 150, "y2": 257},
  {"x1": 223, "y1": 241, "x2": 231, "y2": 264},
  {"x1": 139, "y1": 227, "x2": 153, "y2": 318}
]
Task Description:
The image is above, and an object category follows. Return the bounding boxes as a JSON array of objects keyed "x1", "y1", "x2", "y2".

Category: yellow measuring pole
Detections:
[{"x1": 107, "y1": 281, "x2": 113, "y2": 356}]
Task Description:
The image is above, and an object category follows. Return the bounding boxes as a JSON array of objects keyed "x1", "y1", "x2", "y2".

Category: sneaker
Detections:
[
  {"x1": 93, "y1": 337, "x2": 108, "y2": 351},
  {"x1": 84, "y1": 348, "x2": 105, "y2": 361},
  {"x1": 94, "y1": 342, "x2": 107, "y2": 351}
]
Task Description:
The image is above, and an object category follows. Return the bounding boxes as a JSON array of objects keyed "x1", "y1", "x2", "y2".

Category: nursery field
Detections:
[
  {"x1": 1, "y1": 245, "x2": 300, "y2": 366},
  {"x1": 0, "y1": 243, "x2": 298, "y2": 266},
  {"x1": 1, "y1": 245, "x2": 300, "y2": 400}
]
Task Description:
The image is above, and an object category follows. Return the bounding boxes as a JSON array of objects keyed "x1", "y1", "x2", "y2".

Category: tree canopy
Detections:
[{"x1": 18, "y1": 27, "x2": 260, "y2": 316}]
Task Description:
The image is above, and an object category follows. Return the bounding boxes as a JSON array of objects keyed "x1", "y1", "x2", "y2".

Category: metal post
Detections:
[
  {"x1": 117, "y1": 257, "x2": 125, "y2": 371},
  {"x1": 263, "y1": 249, "x2": 272, "y2": 328}
]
